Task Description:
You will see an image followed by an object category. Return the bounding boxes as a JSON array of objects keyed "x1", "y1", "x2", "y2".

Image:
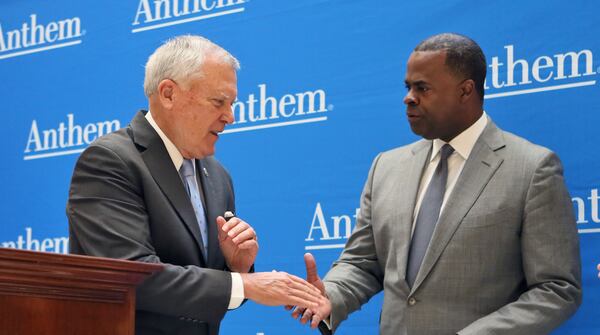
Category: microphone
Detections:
[{"x1": 224, "y1": 211, "x2": 235, "y2": 222}]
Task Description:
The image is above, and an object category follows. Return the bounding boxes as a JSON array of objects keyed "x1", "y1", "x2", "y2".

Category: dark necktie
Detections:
[
  {"x1": 406, "y1": 144, "x2": 454, "y2": 288},
  {"x1": 179, "y1": 159, "x2": 209, "y2": 261}
]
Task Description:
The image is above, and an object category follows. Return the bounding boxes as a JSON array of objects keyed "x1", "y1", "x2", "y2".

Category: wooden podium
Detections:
[{"x1": 0, "y1": 248, "x2": 163, "y2": 335}]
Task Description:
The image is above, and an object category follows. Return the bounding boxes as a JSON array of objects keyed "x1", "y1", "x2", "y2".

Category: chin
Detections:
[
  {"x1": 200, "y1": 148, "x2": 215, "y2": 158},
  {"x1": 409, "y1": 126, "x2": 426, "y2": 138}
]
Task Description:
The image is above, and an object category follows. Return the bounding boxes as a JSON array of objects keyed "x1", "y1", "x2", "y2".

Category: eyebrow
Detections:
[
  {"x1": 405, "y1": 80, "x2": 429, "y2": 86},
  {"x1": 214, "y1": 92, "x2": 232, "y2": 100}
]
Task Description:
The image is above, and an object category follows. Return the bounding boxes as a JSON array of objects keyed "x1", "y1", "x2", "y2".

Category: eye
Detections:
[{"x1": 211, "y1": 99, "x2": 225, "y2": 107}]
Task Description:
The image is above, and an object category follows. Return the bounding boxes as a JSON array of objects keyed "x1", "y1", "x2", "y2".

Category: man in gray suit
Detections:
[
  {"x1": 293, "y1": 33, "x2": 582, "y2": 334},
  {"x1": 67, "y1": 35, "x2": 322, "y2": 335}
]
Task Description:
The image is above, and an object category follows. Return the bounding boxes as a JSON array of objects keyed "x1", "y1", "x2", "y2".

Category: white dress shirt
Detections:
[
  {"x1": 412, "y1": 112, "x2": 488, "y2": 233},
  {"x1": 146, "y1": 111, "x2": 244, "y2": 310}
]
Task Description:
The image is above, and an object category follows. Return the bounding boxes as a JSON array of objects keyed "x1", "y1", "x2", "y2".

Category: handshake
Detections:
[
  {"x1": 217, "y1": 215, "x2": 330, "y2": 328},
  {"x1": 240, "y1": 253, "x2": 331, "y2": 329}
]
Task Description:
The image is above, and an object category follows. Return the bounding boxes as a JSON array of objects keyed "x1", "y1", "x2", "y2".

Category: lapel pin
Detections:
[{"x1": 203, "y1": 167, "x2": 209, "y2": 177}]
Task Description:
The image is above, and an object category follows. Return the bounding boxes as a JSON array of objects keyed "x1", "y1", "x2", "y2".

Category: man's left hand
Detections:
[{"x1": 216, "y1": 215, "x2": 258, "y2": 273}]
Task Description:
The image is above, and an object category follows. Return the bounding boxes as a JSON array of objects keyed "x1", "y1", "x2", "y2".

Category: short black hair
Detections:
[{"x1": 414, "y1": 33, "x2": 487, "y2": 101}]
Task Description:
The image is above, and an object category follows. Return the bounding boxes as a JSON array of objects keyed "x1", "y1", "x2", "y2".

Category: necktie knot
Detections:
[
  {"x1": 180, "y1": 159, "x2": 195, "y2": 178},
  {"x1": 440, "y1": 144, "x2": 454, "y2": 161}
]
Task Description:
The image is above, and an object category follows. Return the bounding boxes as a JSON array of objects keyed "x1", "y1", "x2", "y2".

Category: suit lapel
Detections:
[
  {"x1": 197, "y1": 159, "x2": 222, "y2": 268},
  {"x1": 395, "y1": 140, "x2": 432, "y2": 292},
  {"x1": 410, "y1": 121, "x2": 506, "y2": 292},
  {"x1": 129, "y1": 111, "x2": 206, "y2": 266}
]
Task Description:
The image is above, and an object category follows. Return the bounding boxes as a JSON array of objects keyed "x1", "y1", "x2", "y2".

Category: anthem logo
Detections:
[
  {"x1": 1, "y1": 227, "x2": 68, "y2": 254},
  {"x1": 304, "y1": 203, "x2": 358, "y2": 251},
  {"x1": 224, "y1": 83, "x2": 330, "y2": 134},
  {"x1": 0, "y1": 14, "x2": 83, "y2": 61},
  {"x1": 132, "y1": 0, "x2": 246, "y2": 33},
  {"x1": 484, "y1": 45, "x2": 597, "y2": 99},
  {"x1": 23, "y1": 114, "x2": 121, "y2": 160},
  {"x1": 573, "y1": 188, "x2": 600, "y2": 234}
]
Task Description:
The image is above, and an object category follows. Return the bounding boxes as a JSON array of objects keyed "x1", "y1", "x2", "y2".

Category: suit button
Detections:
[{"x1": 408, "y1": 297, "x2": 417, "y2": 306}]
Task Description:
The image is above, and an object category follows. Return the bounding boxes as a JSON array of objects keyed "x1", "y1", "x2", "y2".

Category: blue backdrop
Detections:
[{"x1": 1, "y1": 1, "x2": 598, "y2": 334}]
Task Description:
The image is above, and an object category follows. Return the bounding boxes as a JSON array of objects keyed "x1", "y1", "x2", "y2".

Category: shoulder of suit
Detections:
[
  {"x1": 379, "y1": 139, "x2": 429, "y2": 160},
  {"x1": 496, "y1": 128, "x2": 555, "y2": 163},
  {"x1": 79, "y1": 127, "x2": 136, "y2": 160}
]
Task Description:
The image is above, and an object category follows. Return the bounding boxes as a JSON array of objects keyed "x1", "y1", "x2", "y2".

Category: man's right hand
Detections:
[
  {"x1": 240, "y1": 271, "x2": 322, "y2": 309},
  {"x1": 289, "y1": 253, "x2": 332, "y2": 329}
]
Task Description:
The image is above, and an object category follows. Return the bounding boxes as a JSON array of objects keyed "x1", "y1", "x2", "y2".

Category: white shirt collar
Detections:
[
  {"x1": 431, "y1": 111, "x2": 488, "y2": 161},
  {"x1": 145, "y1": 111, "x2": 184, "y2": 171}
]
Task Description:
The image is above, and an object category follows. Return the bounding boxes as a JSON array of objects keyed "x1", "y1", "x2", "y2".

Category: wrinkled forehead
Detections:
[{"x1": 193, "y1": 59, "x2": 238, "y2": 96}]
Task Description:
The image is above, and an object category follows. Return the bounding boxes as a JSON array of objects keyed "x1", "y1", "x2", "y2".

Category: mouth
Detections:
[
  {"x1": 406, "y1": 111, "x2": 421, "y2": 122},
  {"x1": 210, "y1": 129, "x2": 225, "y2": 138}
]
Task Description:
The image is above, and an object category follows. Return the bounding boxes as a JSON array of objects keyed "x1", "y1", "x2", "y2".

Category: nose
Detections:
[
  {"x1": 222, "y1": 104, "x2": 235, "y2": 124},
  {"x1": 403, "y1": 89, "x2": 417, "y2": 106}
]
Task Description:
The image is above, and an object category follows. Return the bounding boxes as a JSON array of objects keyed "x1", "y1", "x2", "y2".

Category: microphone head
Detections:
[{"x1": 224, "y1": 211, "x2": 235, "y2": 221}]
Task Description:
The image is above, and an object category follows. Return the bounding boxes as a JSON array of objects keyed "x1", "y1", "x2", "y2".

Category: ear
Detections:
[
  {"x1": 459, "y1": 79, "x2": 475, "y2": 103},
  {"x1": 157, "y1": 79, "x2": 178, "y2": 109}
]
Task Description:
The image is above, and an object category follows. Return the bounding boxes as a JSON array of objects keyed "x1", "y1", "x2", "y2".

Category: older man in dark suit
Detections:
[{"x1": 67, "y1": 35, "x2": 322, "y2": 335}]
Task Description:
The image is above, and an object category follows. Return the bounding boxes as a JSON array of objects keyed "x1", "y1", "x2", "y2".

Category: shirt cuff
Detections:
[{"x1": 228, "y1": 272, "x2": 245, "y2": 309}]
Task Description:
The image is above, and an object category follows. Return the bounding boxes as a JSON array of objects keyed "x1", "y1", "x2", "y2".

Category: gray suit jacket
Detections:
[
  {"x1": 323, "y1": 119, "x2": 582, "y2": 334},
  {"x1": 67, "y1": 111, "x2": 236, "y2": 335}
]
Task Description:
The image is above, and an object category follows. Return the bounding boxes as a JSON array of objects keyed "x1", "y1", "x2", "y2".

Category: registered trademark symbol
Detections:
[
  {"x1": 327, "y1": 104, "x2": 335, "y2": 111},
  {"x1": 82, "y1": 29, "x2": 87, "y2": 36},
  {"x1": 596, "y1": 66, "x2": 600, "y2": 73}
]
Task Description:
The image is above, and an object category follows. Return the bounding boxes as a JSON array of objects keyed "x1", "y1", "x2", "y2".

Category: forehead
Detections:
[
  {"x1": 405, "y1": 50, "x2": 450, "y2": 81},
  {"x1": 190, "y1": 58, "x2": 238, "y2": 96}
]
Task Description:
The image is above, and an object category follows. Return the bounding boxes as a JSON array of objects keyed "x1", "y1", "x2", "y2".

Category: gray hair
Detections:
[{"x1": 143, "y1": 35, "x2": 240, "y2": 97}]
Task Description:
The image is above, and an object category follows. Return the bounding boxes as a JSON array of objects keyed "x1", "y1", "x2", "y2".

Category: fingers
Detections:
[
  {"x1": 291, "y1": 306, "x2": 305, "y2": 319},
  {"x1": 220, "y1": 216, "x2": 241, "y2": 233},
  {"x1": 310, "y1": 312, "x2": 323, "y2": 329},
  {"x1": 304, "y1": 253, "x2": 319, "y2": 283},
  {"x1": 287, "y1": 296, "x2": 318, "y2": 310},
  {"x1": 231, "y1": 226, "x2": 256, "y2": 244},
  {"x1": 287, "y1": 274, "x2": 322, "y2": 296},
  {"x1": 300, "y1": 308, "x2": 313, "y2": 324},
  {"x1": 237, "y1": 239, "x2": 259, "y2": 250},
  {"x1": 310, "y1": 296, "x2": 331, "y2": 329},
  {"x1": 297, "y1": 306, "x2": 326, "y2": 329},
  {"x1": 217, "y1": 216, "x2": 258, "y2": 247},
  {"x1": 287, "y1": 284, "x2": 321, "y2": 307},
  {"x1": 221, "y1": 218, "x2": 257, "y2": 241},
  {"x1": 283, "y1": 274, "x2": 323, "y2": 308},
  {"x1": 215, "y1": 216, "x2": 228, "y2": 240}
]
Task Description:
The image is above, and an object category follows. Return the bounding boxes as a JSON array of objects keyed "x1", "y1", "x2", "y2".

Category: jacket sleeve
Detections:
[{"x1": 323, "y1": 153, "x2": 385, "y2": 332}]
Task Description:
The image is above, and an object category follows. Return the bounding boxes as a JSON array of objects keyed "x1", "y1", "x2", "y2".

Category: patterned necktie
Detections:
[
  {"x1": 179, "y1": 159, "x2": 209, "y2": 261},
  {"x1": 406, "y1": 144, "x2": 454, "y2": 288}
]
